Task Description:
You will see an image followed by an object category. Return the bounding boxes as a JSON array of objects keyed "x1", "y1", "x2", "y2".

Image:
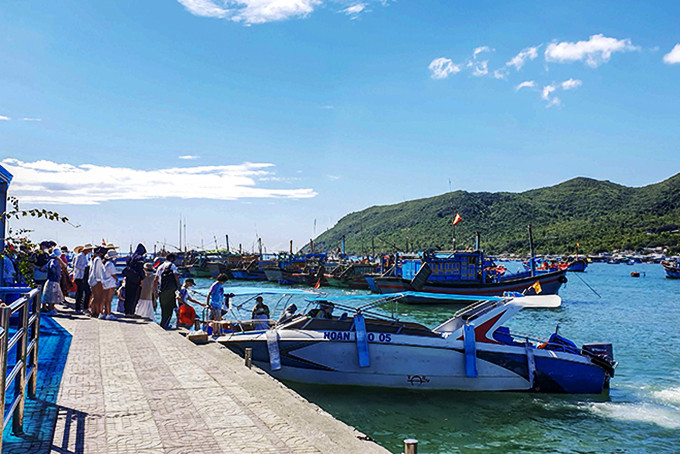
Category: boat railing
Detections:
[{"x1": 0, "y1": 287, "x2": 41, "y2": 450}]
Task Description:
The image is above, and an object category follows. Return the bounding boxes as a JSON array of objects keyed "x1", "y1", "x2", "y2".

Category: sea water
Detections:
[{"x1": 191, "y1": 263, "x2": 680, "y2": 453}]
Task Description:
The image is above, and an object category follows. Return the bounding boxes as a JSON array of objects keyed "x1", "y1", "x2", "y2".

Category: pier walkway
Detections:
[{"x1": 42, "y1": 314, "x2": 388, "y2": 454}]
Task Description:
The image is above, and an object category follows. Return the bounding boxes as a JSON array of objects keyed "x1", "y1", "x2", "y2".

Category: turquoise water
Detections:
[{"x1": 190, "y1": 263, "x2": 680, "y2": 453}]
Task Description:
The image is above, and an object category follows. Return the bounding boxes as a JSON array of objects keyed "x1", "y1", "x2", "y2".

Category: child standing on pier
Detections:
[{"x1": 206, "y1": 273, "x2": 230, "y2": 335}]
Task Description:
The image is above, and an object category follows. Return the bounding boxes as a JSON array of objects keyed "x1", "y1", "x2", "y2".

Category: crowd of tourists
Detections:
[{"x1": 2, "y1": 241, "x2": 235, "y2": 330}]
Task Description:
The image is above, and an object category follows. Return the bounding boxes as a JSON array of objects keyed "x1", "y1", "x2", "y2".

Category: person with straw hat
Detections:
[
  {"x1": 101, "y1": 249, "x2": 119, "y2": 320},
  {"x1": 88, "y1": 247, "x2": 106, "y2": 318},
  {"x1": 73, "y1": 243, "x2": 93, "y2": 314}
]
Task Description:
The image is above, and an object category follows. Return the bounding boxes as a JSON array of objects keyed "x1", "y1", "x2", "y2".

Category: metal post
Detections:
[
  {"x1": 28, "y1": 291, "x2": 41, "y2": 397},
  {"x1": 244, "y1": 348, "x2": 252, "y2": 368},
  {"x1": 404, "y1": 438, "x2": 418, "y2": 454},
  {"x1": 0, "y1": 305, "x2": 10, "y2": 448},
  {"x1": 13, "y1": 298, "x2": 29, "y2": 434}
]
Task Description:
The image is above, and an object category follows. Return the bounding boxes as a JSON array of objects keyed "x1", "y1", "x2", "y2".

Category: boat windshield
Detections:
[{"x1": 432, "y1": 298, "x2": 510, "y2": 333}]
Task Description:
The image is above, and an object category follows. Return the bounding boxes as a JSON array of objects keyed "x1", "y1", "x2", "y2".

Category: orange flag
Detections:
[
  {"x1": 452, "y1": 213, "x2": 462, "y2": 226},
  {"x1": 313, "y1": 279, "x2": 321, "y2": 290},
  {"x1": 530, "y1": 280, "x2": 542, "y2": 294}
]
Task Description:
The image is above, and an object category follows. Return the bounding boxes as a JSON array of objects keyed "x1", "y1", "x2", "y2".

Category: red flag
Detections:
[
  {"x1": 102, "y1": 238, "x2": 106, "y2": 246},
  {"x1": 313, "y1": 279, "x2": 321, "y2": 290},
  {"x1": 452, "y1": 213, "x2": 462, "y2": 226}
]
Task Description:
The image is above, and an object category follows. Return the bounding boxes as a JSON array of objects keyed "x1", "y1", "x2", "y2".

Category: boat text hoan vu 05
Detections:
[
  {"x1": 368, "y1": 250, "x2": 568, "y2": 302},
  {"x1": 218, "y1": 293, "x2": 616, "y2": 394}
]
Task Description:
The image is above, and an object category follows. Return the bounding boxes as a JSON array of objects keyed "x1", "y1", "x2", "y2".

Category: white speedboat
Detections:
[{"x1": 217, "y1": 291, "x2": 616, "y2": 394}]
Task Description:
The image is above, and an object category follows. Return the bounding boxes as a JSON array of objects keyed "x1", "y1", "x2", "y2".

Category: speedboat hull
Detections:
[{"x1": 220, "y1": 330, "x2": 609, "y2": 394}]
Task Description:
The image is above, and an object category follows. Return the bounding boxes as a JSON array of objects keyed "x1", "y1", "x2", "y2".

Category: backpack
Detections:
[{"x1": 159, "y1": 264, "x2": 178, "y2": 293}]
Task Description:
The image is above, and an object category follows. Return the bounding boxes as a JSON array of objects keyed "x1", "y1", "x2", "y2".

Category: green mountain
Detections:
[{"x1": 310, "y1": 174, "x2": 680, "y2": 256}]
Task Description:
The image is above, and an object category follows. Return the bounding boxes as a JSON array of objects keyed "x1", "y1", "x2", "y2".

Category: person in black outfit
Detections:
[{"x1": 122, "y1": 243, "x2": 146, "y2": 316}]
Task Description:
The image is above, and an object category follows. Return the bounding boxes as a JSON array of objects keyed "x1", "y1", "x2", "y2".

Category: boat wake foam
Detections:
[
  {"x1": 651, "y1": 386, "x2": 680, "y2": 407},
  {"x1": 584, "y1": 401, "x2": 680, "y2": 429}
]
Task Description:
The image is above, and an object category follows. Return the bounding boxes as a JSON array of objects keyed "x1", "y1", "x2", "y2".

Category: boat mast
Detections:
[{"x1": 528, "y1": 224, "x2": 536, "y2": 277}]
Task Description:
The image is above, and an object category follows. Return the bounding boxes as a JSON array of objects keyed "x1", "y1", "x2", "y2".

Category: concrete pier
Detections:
[{"x1": 44, "y1": 313, "x2": 389, "y2": 454}]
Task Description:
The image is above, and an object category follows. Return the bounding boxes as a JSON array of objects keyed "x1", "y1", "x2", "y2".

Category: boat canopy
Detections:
[
  {"x1": 223, "y1": 286, "x2": 322, "y2": 296},
  {"x1": 306, "y1": 291, "x2": 505, "y2": 302}
]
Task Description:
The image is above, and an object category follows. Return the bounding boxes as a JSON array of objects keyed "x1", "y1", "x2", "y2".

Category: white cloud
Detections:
[
  {"x1": 468, "y1": 46, "x2": 491, "y2": 76},
  {"x1": 545, "y1": 34, "x2": 639, "y2": 67},
  {"x1": 663, "y1": 44, "x2": 680, "y2": 64},
  {"x1": 542, "y1": 84, "x2": 556, "y2": 100},
  {"x1": 515, "y1": 80, "x2": 535, "y2": 91},
  {"x1": 429, "y1": 58, "x2": 461, "y2": 80},
  {"x1": 0, "y1": 115, "x2": 10, "y2": 121},
  {"x1": 3, "y1": 158, "x2": 316, "y2": 205},
  {"x1": 178, "y1": 0, "x2": 320, "y2": 24},
  {"x1": 561, "y1": 78, "x2": 582, "y2": 90},
  {"x1": 341, "y1": 3, "x2": 367, "y2": 19},
  {"x1": 546, "y1": 97, "x2": 561, "y2": 108},
  {"x1": 506, "y1": 45, "x2": 540, "y2": 70},
  {"x1": 177, "y1": 0, "x2": 386, "y2": 24},
  {"x1": 327, "y1": 174, "x2": 341, "y2": 180},
  {"x1": 471, "y1": 60, "x2": 488, "y2": 77},
  {"x1": 473, "y1": 46, "x2": 490, "y2": 57},
  {"x1": 21, "y1": 117, "x2": 41, "y2": 122},
  {"x1": 493, "y1": 68, "x2": 507, "y2": 79},
  {"x1": 179, "y1": 155, "x2": 200, "y2": 160},
  {"x1": 540, "y1": 79, "x2": 581, "y2": 106}
]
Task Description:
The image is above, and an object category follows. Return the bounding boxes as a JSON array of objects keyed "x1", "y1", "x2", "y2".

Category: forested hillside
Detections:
[{"x1": 310, "y1": 174, "x2": 680, "y2": 255}]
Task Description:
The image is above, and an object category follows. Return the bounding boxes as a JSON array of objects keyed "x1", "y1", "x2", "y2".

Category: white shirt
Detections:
[
  {"x1": 73, "y1": 252, "x2": 89, "y2": 280},
  {"x1": 155, "y1": 261, "x2": 178, "y2": 279},
  {"x1": 102, "y1": 261, "x2": 117, "y2": 290},
  {"x1": 88, "y1": 256, "x2": 105, "y2": 287}
]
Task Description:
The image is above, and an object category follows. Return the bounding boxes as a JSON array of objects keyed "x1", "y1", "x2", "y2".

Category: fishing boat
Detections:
[
  {"x1": 368, "y1": 250, "x2": 567, "y2": 303},
  {"x1": 185, "y1": 252, "x2": 228, "y2": 278},
  {"x1": 217, "y1": 291, "x2": 615, "y2": 394},
  {"x1": 324, "y1": 262, "x2": 379, "y2": 290},
  {"x1": 559, "y1": 258, "x2": 588, "y2": 272},
  {"x1": 662, "y1": 260, "x2": 680, "y2": 279}
]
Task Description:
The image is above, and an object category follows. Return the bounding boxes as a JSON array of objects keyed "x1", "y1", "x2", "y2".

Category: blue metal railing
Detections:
[{"x1": 0, "y1": 287, "x2": 41, "y2": 450}]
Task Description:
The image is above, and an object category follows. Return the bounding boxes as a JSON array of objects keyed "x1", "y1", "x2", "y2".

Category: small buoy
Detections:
[{"x1": 631, "y1": 272, "x2": 640, "y2": 278}]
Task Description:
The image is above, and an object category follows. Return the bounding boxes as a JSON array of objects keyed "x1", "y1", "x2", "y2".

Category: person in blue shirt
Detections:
[{"x1": 206, "y1": 273, "x2": 230, "y2": 322}]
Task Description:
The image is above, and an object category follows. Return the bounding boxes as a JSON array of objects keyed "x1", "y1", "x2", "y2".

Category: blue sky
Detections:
[{"x1": 2, "y1": 0, "x2": 679, "y2": 252}]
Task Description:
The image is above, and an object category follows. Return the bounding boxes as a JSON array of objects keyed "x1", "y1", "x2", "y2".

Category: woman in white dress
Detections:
[
  {"x1": 102, "y1": 250, "x2": 119, "y2": 320},
  {"x1": 134, "y1": 263, "x2": 156, "y2": 320}
]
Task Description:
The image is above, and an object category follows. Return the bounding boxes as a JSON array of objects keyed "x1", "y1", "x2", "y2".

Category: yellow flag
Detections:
[{"x1": 530, "y1": 280, "x2": 542, "y2": 294}]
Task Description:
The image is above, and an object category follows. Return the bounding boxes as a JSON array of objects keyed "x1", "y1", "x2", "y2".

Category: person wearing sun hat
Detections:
[
  {"x1": 73, "y1": 243, "x2": 92, "y2": 314},
  {"x1": 41, "y1": 249, "x2": 64, "y2": 315},
  {"x1": 101, "y1": 249, "x2": 119, "y2": 320},
  {"x1": 88, "y1": 247, "x2": 107, "y2": 318},
  {"x1": 134, "y1": 262, "x2": 156, "y2": 320}
]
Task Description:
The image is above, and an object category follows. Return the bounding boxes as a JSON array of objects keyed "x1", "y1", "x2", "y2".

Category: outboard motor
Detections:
[
  {"x1": 582, "y1": 343, "x2": 614, "y2": 362},
  {"x1": 582, "y1": 343, "x2": 617, "y2": 387}
]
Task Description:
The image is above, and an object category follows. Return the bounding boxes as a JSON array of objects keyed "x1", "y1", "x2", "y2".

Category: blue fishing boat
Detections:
[
  {"x1": 369, "y1": 250, "x2": 567, "y2": 303},
  {"x1": 662, "y1": 260, "x2": 680, "y2": 279}
]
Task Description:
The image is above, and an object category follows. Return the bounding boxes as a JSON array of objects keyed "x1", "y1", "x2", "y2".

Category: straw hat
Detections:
[
  {"x1": 73, "y1": 245, "x2": 84, "y2": 253},
  {"x1": 105, "y1": 250, "x2": 118, "y2": 260},
  {"x1": 82, "y1": 243, "x2": 94, "y2": 251},
  {"x1": 105, "y1": 243, "x2": 119, "y2": 250},
  {"x1": 143, "y1": 262, "x2": 154, "y2": 272}
]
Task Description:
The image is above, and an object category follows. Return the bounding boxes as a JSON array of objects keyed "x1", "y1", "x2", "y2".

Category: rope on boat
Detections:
[{"x1": 572, "y1": 272, "x2": 601, "y2": 298}]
